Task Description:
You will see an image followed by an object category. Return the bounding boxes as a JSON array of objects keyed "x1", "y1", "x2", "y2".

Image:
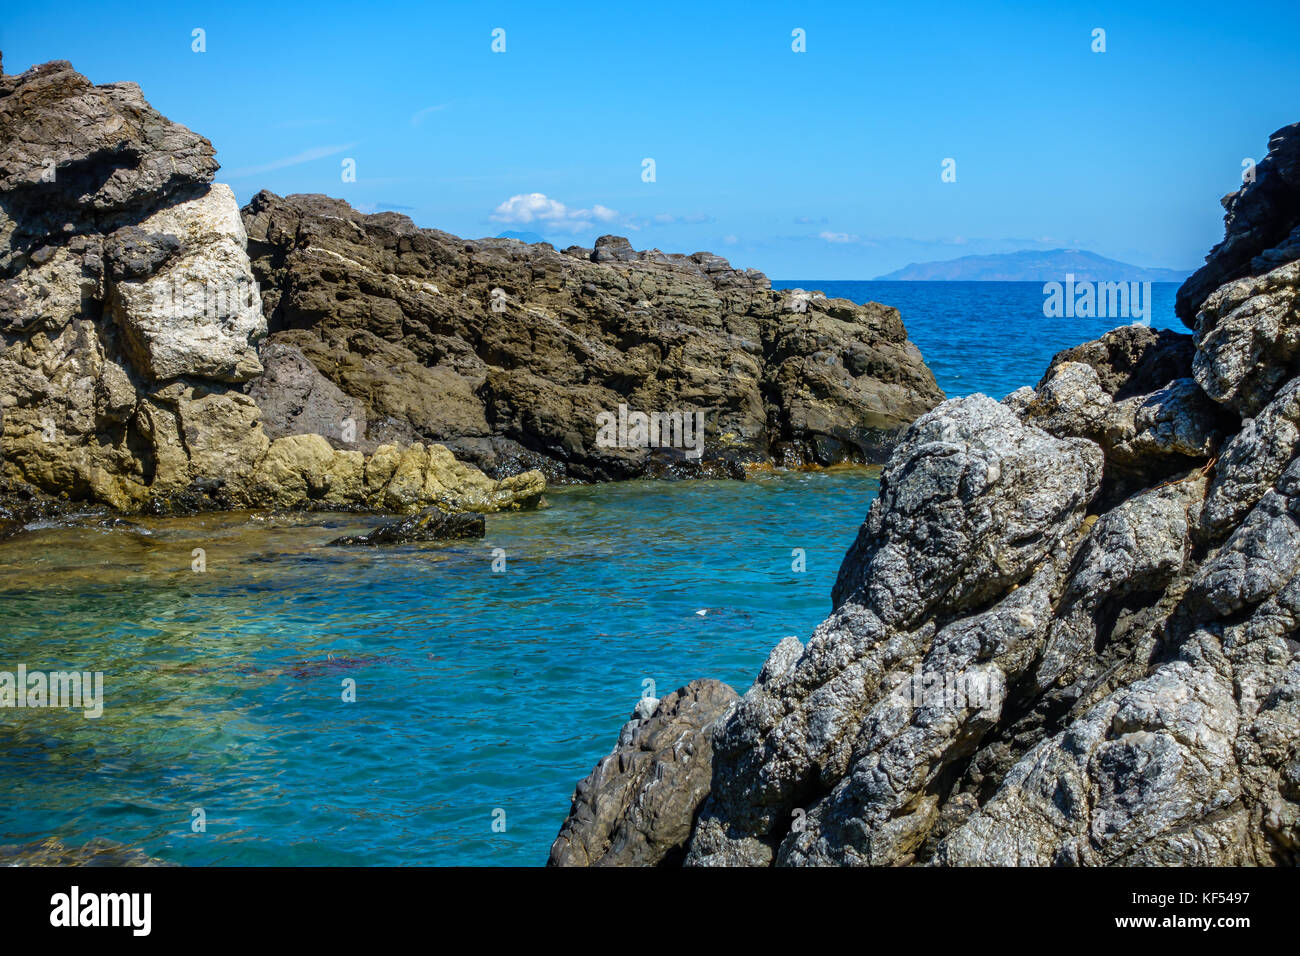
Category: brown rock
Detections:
[{"x1": 241, "y1": 191, "x2": 944, "y2": 480}]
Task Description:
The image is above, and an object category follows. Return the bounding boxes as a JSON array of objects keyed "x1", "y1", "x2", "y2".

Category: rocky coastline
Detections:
[
  {"x1": 551, "y1": 121, "x2": 1300, "y2": 867},
  {"x1": 6, "y1": 53, "x2": 1297, "y2": 870},
  {"x1": 0, "y1": 57, "x2": 944, "y2": 540}
]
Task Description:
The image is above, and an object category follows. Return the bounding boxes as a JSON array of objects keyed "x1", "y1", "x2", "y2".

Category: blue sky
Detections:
[{"x1": 4, "y1": 0, "x2": 1299, "y2": 278}]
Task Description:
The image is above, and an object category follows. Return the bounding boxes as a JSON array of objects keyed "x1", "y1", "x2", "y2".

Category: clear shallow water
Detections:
[
  {"x1": 0, "y1": 282, "x2": 1179, "y2": 866},
  {"x1": 773, "y1": 280, "x2": 1185, "y2": 399},
  {"x1": 0, "y1": 471, "x2": 877, "y2": 866}
]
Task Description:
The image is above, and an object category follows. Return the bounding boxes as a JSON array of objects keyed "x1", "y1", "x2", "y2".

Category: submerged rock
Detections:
[
  {"x1": 0, "y1": 836, "x2": 172, "y2": 866},
  {"x1": 328, "y1": 508, "x2": 486, "y2": 546},
  {"x1": 553, "y1": 119, "x2": 1300, "y2": 866}
]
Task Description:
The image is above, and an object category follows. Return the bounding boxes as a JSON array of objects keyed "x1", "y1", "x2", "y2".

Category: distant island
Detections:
[{"x1": 875, "y1": 248, "x2": 1192, "y2": 282}]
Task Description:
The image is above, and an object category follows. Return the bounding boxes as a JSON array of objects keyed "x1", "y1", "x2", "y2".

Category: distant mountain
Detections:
[
  {"x1": 875, "y1": 249, "x2": 1191, "y2": 282},
  {"x1": 496, "y1": 230, "x2": 550, "y2": 245}
]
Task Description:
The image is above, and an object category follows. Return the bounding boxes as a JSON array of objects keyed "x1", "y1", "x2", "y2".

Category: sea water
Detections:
[{"x1": 0, "y1": 282, "x2": 1186, "y2": 865}]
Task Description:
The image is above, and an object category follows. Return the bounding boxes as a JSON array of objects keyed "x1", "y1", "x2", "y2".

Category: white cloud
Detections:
[
  {"x1": 819, "y1": 230, "x2": 859, "y2": 243},
  {"x1": 492, "y1": 193, "x2": 567, "y2": 223},
  {"x1": 490, "y1": 193, "x2": 621, "y2": 233}
]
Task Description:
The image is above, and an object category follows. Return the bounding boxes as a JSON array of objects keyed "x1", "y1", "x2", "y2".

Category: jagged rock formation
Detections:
[
  {"x1": 553, "y1": 122, "x2": 1300, "y2": 867},
  {"x1": 0, "y1": 59, "x2": 543, "y2": 519},
  {"x1": 1176, "y1": 122, "x2": 1300, "y2": 327},
  {"x1": 549, "y1": 680, "x2": 739, "y2": 866},
  {"x1": 1, "y1": 58, "x2": 941, "y2": 527},
  {"x1": 240, "y1": 191, "x2": 944, "y2": 481}
]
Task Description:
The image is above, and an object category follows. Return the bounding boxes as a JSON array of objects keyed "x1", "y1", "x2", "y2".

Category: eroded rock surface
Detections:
[
  {"x1": 0, "y1": 59, "x2": 543, "y2": 520},
  {"x1": 2, "y1": 58, "x2": 943, "y2": 528},
  {"x1": 1177, "y1": 122, "x2": 1300, "y2": 327},
  {"x1": 548, "y1": 680, "x2": 739, "y2": 867},
  {"x1": 241, "y1": 191, "x2": 944, "y2": 481},
  {"x1": 553, "y1": 120, "x2": 1300, "y2": 866}
]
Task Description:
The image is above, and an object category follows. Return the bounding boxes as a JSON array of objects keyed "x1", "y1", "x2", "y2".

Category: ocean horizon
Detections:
[{"x1": 773, "y1": 280, "x2": 1185, "y2": 400}]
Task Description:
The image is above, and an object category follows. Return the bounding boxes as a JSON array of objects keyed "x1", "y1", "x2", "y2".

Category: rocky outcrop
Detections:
[
  {"x1": 1176, "y1": 122, "x2": 1300, "y2": 327},
  {"x1": 240, "y1": 191, "x2": 944, "y2": 481},
  {"x1": 0, "y1": 59, "x2": 543, "y2": 521},
  {"x1": 548, "y1": 680, "x2": 739, "y2": 867},
  {"x1": 552, "y1": 121, "x2": 1300, "y2": 866},
  {"x1": 2, "y1": 58, "x2": 941, "y2": 527}
]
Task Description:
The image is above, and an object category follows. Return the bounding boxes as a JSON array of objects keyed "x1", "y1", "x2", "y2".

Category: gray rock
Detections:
[
  {"x1": 0, "y1": 60, "x2": 217, "y2": 259},
  {"x1": 240, "y1": 190, "x2": 944, "y2": 480},
  {"x1": 1177, "y1": 121, "x2": 1300, "y2": 326},
  {"x1": 553, "y1": 116, "x2": 1300, "y2": 868},
  {"x1": 246, "y1": 342, "x2": 368, "y2": 447},
  {"x1": 107, "y1": 184, "x2": 265, "y2": 383},
  {"x1": 684, "y1": 396, "x2": 1102, "y2": 866},
  {"x1": 548, "y1": 679, "x2": 738, "y2": 866},
  {"x1": 832, "y1": 395, "x2": 1103, "y2": 618},
  {"x1": 1193, "y1": 259, "x2": 1300, "y2": 417},
  {"x1": 935, "y1": 659, "x2": 1242, "y2": 865},
  {"x1": 0, "y1": 59, "x2": 542, "y2": 517},
  {"x1": 1203, "y1": 376, "x2": 1300, "y2": 535},
  {"x1": 1039, "y1": 324, "x2": 1195, "y2": 400}
]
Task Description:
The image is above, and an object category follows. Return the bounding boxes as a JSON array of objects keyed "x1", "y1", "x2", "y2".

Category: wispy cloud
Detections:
[
  {"x1": 410, "y1": 104, "x2": 449, "y2": 126},
  {"x1": 223, "y1": 142, "x2": 359, "y2": 179},
  {"x1": 819, "y1": 230, "x2": 859, "y2": 243},
  {"x1": 651, "y1": 213, "x2": 714, "y2": 225}
]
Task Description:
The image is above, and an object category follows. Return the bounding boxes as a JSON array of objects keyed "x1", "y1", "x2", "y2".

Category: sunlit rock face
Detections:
[
  {"x1": 239, "y1": 190, "x2": 944, "y2": 482},
  {"x1": 108, "y1": 184, "x2": 265, "y2": 385},
  {"x1": 0, "y1": 59, "x2": 543, "y2": 517},
  {"x1": 554, "y1": 122, "x2": 1300, "y2": 867}
]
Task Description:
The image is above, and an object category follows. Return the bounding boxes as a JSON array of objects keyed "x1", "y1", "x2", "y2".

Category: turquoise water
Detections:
[
  {"x1": 773, "y1": 281, "x2": 1185, "y2": 400},
  {"x1": 0, "y1": 282, "x2": 1186, "y2": 865},
  {"x1": 0, "y1": 472, "x2": 876, "y2": 865}
]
